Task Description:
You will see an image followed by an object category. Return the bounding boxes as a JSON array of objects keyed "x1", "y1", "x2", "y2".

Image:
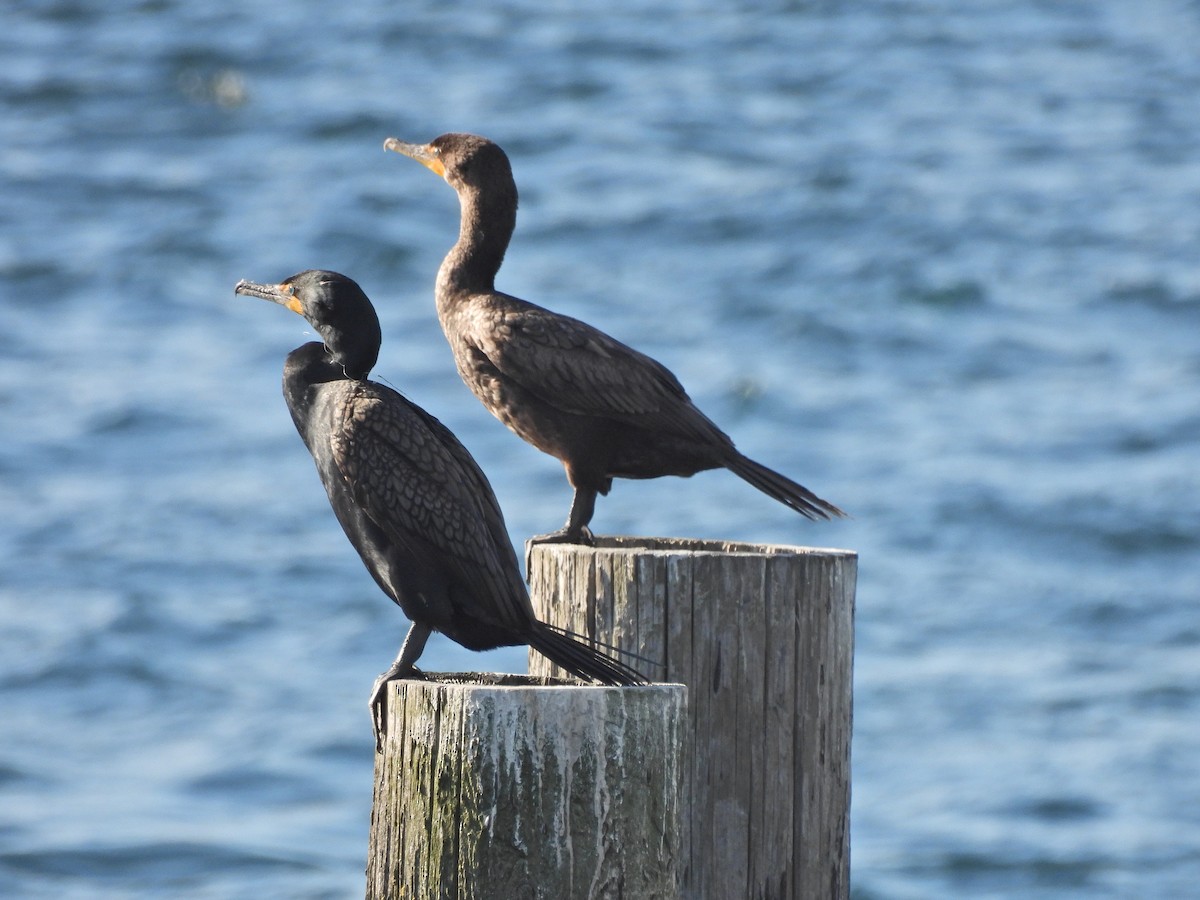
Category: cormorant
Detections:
[
  {"x1": 235, "y1": 269, "x2": 647, "y2": 744},
  {"x1": 383, "y1": 132, "x2": 846, "y2": 543}
]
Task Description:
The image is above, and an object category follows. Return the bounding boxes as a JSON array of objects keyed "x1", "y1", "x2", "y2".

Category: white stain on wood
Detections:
[{"x1": 367, "y1": 674, "x2": 686, "y2": 899}]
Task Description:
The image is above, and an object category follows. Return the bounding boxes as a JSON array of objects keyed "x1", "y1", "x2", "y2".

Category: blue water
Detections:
[{"x1": 2, "y1": 0, "x2": 1198, "y2": 896}]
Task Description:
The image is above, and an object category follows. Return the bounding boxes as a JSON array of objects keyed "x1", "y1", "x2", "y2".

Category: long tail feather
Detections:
[
  {"x1": 725, "y1": 453, "x2": 847, "y2": 521},
  {"x1": 528, "y1": 622, "x2": 650, "y2": 686},
  {"x1": 539, "y1": 622, "x2": 659, "y2": 670}
]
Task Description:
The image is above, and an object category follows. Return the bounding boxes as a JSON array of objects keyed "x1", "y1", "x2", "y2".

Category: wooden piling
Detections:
[
  {"x1": 367, "y1": 673, "x2": 686, "y2": 900},
  {"x1": 527, "y1": 537, "x2": 856, "y2": 900}
]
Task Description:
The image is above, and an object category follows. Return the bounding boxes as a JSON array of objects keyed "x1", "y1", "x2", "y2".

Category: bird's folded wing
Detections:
[
  {"x1": 474, "y1": 298, "x2": 725, "y2": 443},
  {"x1": 329, "y1": 385, "x2": 530, "y2": 629}
]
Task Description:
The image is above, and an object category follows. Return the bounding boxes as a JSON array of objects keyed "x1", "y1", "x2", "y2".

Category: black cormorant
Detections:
[
  {"x1": 235, "y1": 269, "x2": 647, "y2": 744},
  {"x1": 383, "y1": 132, "x2": 846, "y2": 543}
]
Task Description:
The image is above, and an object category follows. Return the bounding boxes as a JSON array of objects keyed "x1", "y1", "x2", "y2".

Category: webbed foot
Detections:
[
  {"x1": 530, "y1": 524, "x2": 595, "y2": 546},
  {"x1": 370, "y1": 665, "x2": 424, "y2": 752}
]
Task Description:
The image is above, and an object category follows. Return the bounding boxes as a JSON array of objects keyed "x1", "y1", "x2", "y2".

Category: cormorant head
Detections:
[
  {"x1": 235, "y1": 269, "x2": 381, "y2": 380},
  {"x1": 384, "y1": 132, "x2": 518, "y2": 208}
]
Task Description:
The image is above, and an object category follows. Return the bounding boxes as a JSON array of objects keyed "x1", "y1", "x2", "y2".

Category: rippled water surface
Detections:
[{"x1": 2, "y1": 1, "x2": 1199, "y2": 897}]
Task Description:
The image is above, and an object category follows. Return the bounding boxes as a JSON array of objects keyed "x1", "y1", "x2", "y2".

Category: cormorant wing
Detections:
[
  {"x1": 328, "y1": 382, "x2": 532, "y2": 631},
  {"x1": 473, "y1": 294, "x2": 727, "y2": 443}
]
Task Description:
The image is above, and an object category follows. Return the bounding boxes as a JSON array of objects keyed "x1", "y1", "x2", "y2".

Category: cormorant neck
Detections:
[
  {"x1": 323, "y1": 335, "x2": 377, "y2": 382},
  {"x1": 314, "y1": 305, "x2": 380, "y2": 381},
  {"x1": 439, "y1": 182, "x2": 517, "y2": 297},
  {"x1": 284, "y1": 339, "x2": 374, "y2": 390}
]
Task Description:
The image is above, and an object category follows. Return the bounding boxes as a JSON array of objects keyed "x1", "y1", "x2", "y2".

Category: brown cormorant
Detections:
[
  {"x1": 384, "y1": 132, "x2": 846, "y2": 543},
  {"x1": 235, "y1": 269, "x2": 647, "y2": 744}
]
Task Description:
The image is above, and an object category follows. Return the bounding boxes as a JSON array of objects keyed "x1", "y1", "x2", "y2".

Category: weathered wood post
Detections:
[
  {"x1": 367, "y1": 673, "x2": 686, "y2": 900},
  {"x1": 527, "y1": 537, "x2": 856, "y2": 900}
]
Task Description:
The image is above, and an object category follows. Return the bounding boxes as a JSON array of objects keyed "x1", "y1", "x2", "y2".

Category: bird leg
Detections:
[
  {"x1": 531, "y1": 486, "x2": 597, "y2": 545},
  {"x1": 370, "y1": 621, "x2": 432, "y2": 751}
]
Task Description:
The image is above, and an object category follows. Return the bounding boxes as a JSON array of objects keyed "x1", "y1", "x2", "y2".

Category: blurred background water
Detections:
[{"x1": 2, "y1": 0, "x2": 1198, "y2": 897}]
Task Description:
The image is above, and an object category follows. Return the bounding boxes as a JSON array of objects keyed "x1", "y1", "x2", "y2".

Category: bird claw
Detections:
[
  {"x1": 530, "y1": 525, "x2": 595, "y2": 546},
  {"x1": 370, "y1": 665, "x2": 423, "y2": 752}
]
